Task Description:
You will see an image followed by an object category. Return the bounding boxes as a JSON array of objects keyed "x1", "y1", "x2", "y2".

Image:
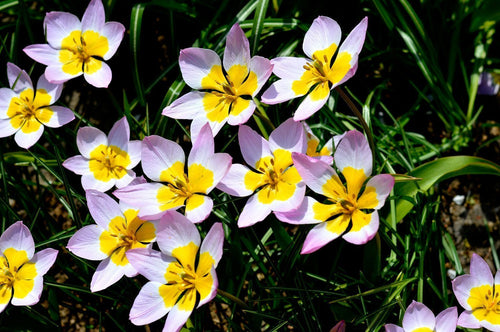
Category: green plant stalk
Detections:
[
  {"x1": 217, "y1": 289, "x2": 249, "y2": 309},
  {"x1": 484, "y1": 218, "x2": 500, "y2": 270},
  {"x1": 335, "y1": 87, "x2": 376, "y2": 165}
]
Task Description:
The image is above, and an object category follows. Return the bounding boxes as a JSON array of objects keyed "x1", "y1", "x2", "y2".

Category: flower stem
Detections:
[{"x1": 335, "y1": 87, "x2": 376, "y2": 165}]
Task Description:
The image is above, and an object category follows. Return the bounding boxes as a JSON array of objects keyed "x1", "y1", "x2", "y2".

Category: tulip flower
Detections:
[
  {"x1": 126, "y1": 211, "x2": 224, "y2": 332},
  {"x1": 261, "y1": 16, "x2": 367, "y2": 121},
  {"x1": 63, "y1": 116, "x2": 141, "y2": 192},
  {"x1": 162, "y1": 23, "x2": 273, "y2": 139},
  {"x1": 453, "y1": 253, "x2": 500, "y2": 331},
  {"x1": 0, "y1": 221, "x2": 58, "y2": 313},
  {"x1": 275, "y1": 130, "x2": 394, "y2": 253},
  {"x1": 67, "y1": 190, "x2": 157, "y2": 292},
  {"x1": 217, "y1": 118, "x2": 307, "y2": 227},
  {"x1": 385, "y1": 301, "x2": 457, "y2": 332},
  {"x1": 0, "y1": 63, "x2": 74, "y2": 148},
  {"x1": 114, "y1": 124, "x2": 231, "y2": 223},
  {"x1": 23, "y1": 0, "x2": 125, "y2": 88}
]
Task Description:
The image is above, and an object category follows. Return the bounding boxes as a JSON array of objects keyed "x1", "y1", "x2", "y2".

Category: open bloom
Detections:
[
  {"x1": 67, "y1": 190, "x2": 157, "y2": 292},
  {"x1": 126, "y1": 211, "x2": 224, "y2": 332},
  {"x1": 114, "y1": 124, "x2": 231, "y2": 223},
  {"x1": 162, "y1": 23, "x2": 273, "y2": 139},
  {"x1": 0, "y1": 221, "x2": 58, "y2": 313},
  {"x1": 385, "y1": 301, "x2": 457, "y2": 332},
  {"x1": 63, "y1": 116, "x2": 141, "y2": 192},
  {"x1": 217, "y1": 118, "x2": 307, "y2": 227},
  {"x1": 275, "y1": 130, "x2": 394, "y2": 253},
  {"x1": 261, "y1": 16, "x2": 368, "y2": 121},
  {"x1": 23, "y1": 0, "x2": 125, "y2": 88},
  {"x1": 453, "y1": 253, "x2": 500, "y2": 331},
  {"x1": 0, "y1": 63, "x2": 74, "y2": 148}
]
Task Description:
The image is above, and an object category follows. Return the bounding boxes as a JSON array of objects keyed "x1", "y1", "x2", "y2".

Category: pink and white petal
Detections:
[
  {"x1": 40, "y1": 106, "x2": 75, "y2": 128},
  {"x1": 14, "y1": 125, "x2": 44, "y2": 149},
  {"x1": 402, "y1": 301, "x2": 435, "y2": 331},
  {"x1": 198, "y1": 266, "x2": 218, "y2": 307},
  {"x1": 469, "y1": 253, "x2": 494, "y2": 285},
  {"x1": 90, "y1": 257, "x2": 125, "y2": 292},
  {"x1": 358, "y1": 174, "x2": 394, "y2": 210},
  {"x1": 333, "y1": 132, "x2": 347, "y2": 148},
  {"x1": 130, "y1": 281, "x2": 169, "y2": 325},
  {"x1": 203, "y1": 153, "x2": 232, "y2": 192},
  {"x1": 11, "y1": 275, "x2": 43, "y2": 306},
  {"x1": 7, "y1": 62, "x2": 33, "y2": 92},
  {"x1": 338, "y1": 17, "x2": 368, "y2": 58},
  {"x1": 293, "y1": 91, "x2": 330, "y2": 121},
  {"x1": 269, "y1": 118, "x2": 306, "y2": 154},
  {"x1": 301, "y1": 217, "x2": 348, "y2": 254},
  {"x1": 261, "y1": 79, "x2": 301, "y2": 105},
  {"x1": 157, "y1": 210, "x2": 200, "y2": 255},
  {"x1": 44, "y1": 11, "x2": 81, "y2": 49},
  {"x1": 141, "y1": 135, "x2": 185, "y2": 182},
  {"x1": 0, "y1": 88, "x2": 18, "y2": 118},
  {"x1": 113, "y1": 183, "x2": 166, "y2": 217},
  {"x1": 81, "y1": 173, "x2": 115, "y2": 192},
  {"x1": 237, "y1": 195, "x2": 272, "y2": 228},
  {"x1": 0, "y1": 221, "x2": 35, "y2": 258},
  {"x1": 274, "y1": 196, "x2": 323, "y2": 225},
  {"x1": 292, "y1": 152, "x2": 339, "y2": 195},
  {"x1": 76, "y1": 126, "x2": 108, "y2": 158},
  {"x1": 31, "y1": 248, "x2": 58, "y2": 276},
  {"x1": 334, "y1": 130, "x2": 372, "y2": 176},
  {"x1": 108, "y1": 117, "x2": 130, "y2": 151},
  {"x1": 188, "y1": 123, "x2": 214, "y2": 167},
  {"x1": 63, "y1": 155, "x2": 89, "y2": 175},
  {"x1": 383, "y1": 324, "x2": 404, "y2": 332},
  {"x1": 23, "y1": 44, "x2": 62, "y2": 67},
  {"x1": 249, "y1": 56, "x2": 273, "y2": 96},
  {"x1": 200, "y1": 223, "x2": 224, "y2": 266},
  {"x1": 163, "y1": 303, "x2": 193, "y2": 332},
  {"x1": 270, "y1": 182, "x2": 306, "y2": 213},
  {"x1": 223, "y1": 23, "x2": 250, "y2": 72},
  {"x1": 45, "y1": 64, "x2": 82, "y2": 84},
  {"x1": 162, "y1": 91, "x2": 205, "y2": 120},
  {"x1": 238, "y1": 125, "x2": 272, "y2": 169},
  {"x1": 342, "y1": 210, "x2": 378, "y2": 245},
  {"x1": 81, "y1": 0, "x2": 105, "y2": 33},
  {"x1": 478, "y1": 318, "x2": 500, "y2": 332},
  {"x1": 67, "y1": 224, "x2": 109, "y2": 260},
  {"x1": 334, "y1": 53, "x2": 359, "y2": 88},
  {"x1": 270, "y1": 57, "x2": 310, "y2": 81},
  {"x1": 189, "y1": 115, "x2": 227, "y2": 141},
  {"x1": 115, "y1": 170, "x2": 135, "y2": 188},
  {"x1": 179, "y1": 48, "x2": 222, "y2": 90},
  {"x1": 100, "y1": 22, "x2": 125, "y2": 60},
  {"x1": 36, "y1": 73, "x2": 62, "y2": 103},
  {"x1": 0, "y1": 119, "x2": 18, "y2": 138},
  {"x1": 216, "y1": 164, "x2": 254, "y2": 197},
  {"x1": 227, "y1": 100, "x2": 255, "y2": 125},
  {"x1": 435, "y1": 307, "x2": 458, "y2": 332},
  {"x1": 127, "y1": 140, "x2": 142, "y2": 169},
  {"x1": 86, "y1": 189, "x2": 123, "y2": 229},
  {"x1": 184, "y1": 195, "x2": 213, "y2": 223},
  {"x1": 452, "y1": 274, "x2": 480, "y2": 310},
  {"x1": 83, "y1": 61, "x2": 112, "y2": 88},
  {"x1": 126, "y1": 248, "x2": 172, "y2": 284},
  {"x1": 303, "y1": 16, "x2": 342, "y2": 59},
  {"x1": 456, "y1": 311, "x2": 481, "y2": 329},
  {"x1": 123, "y1": 263, "x2": 138, "y2": 278}
]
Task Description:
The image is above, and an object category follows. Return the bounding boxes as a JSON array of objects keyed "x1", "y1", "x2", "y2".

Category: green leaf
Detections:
[
  {"x1": 130, "y1": 3, "x2": 146, "y2": 106},
  {"x1": 251, "y1": 0, "x2": 269, "y2": 56},
  {"x1": 391, "y1": 156, "x2": 500, "y2": 223}
]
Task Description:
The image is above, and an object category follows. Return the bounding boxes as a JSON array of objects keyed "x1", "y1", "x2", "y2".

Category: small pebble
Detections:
[{"x1": 453, "y1": 195, "x2": 465, "y2": 205}]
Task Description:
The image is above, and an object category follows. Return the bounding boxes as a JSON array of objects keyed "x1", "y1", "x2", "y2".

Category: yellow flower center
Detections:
[
  {"x1": 99, "y1": 210, "x2": 156, "y2": 266},
  {"x1": 6, "y1": 89, "x2": 54, "y2": 134},
  {"x1": 88, "y1": 144, "x2": 131, "y2": 182},
  {"x1": 0, "y1": 248, "x2": 37, "y2": 304},
  {"x1": 468, "y1": 285, "x2": 500, "y2": 321},
  {"x1": 59, "y1": 30, "x2": 109, "y2": 75}
]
